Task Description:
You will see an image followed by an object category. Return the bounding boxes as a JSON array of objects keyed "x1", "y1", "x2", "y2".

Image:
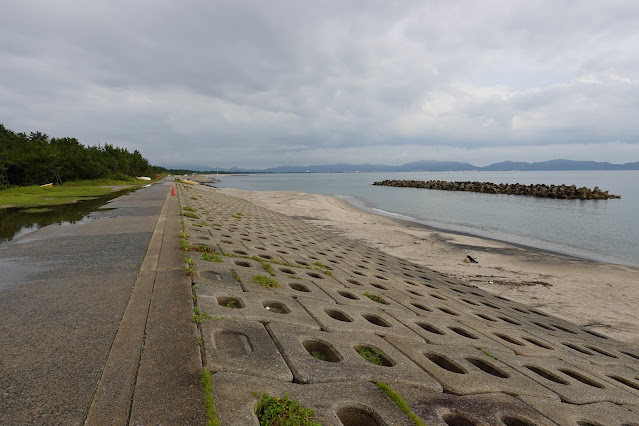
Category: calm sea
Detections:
[{"x1": 213, "y1": 171, "x2": 639, "y2": 267}]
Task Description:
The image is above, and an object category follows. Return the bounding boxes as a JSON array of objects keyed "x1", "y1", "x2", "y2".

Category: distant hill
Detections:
[
  {"x1": 481, "y1": 159, "x2": 639, "y2": 171},
  {"x1": 176, "y1": 159, "x2": 639, "y2": 173}
]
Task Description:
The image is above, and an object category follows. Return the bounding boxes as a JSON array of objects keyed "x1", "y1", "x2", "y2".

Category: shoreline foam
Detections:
[{"x1": 219, "y1": 187, "x2": 639, "y2": 344}]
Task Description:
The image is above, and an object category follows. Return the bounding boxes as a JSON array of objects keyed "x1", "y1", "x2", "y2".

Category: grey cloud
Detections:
[{"x1": 1, "y1": 0, "x2": 638, "y2": 169}]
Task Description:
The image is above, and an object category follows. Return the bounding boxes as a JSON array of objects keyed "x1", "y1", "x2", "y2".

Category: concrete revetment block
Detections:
[
  {"x1": 390, "y1": 387, "x2": 556, "y2": 426},
  {"x1": 295, "y1": 297, "x2": 418, "y2": 338},
  {"x1": 385, "y1": 335, "x2": 558, "y2": 400},
  {"x1": 210, "y1": 372, "x2": 417, "y2": 426},
  {"x1": 518, "y1": 395, "x2": 639, "y2": 425},
  {"x1": 388, "y1": 312, "x2": 508, "y2": 349},
  {"x1": 267, "y1": 321, "x2": 443, "y2": 389},
  {"x1": 201, "y1": 319, "x2": 293, "y2": 381},
  {"x1": 492, "y1": 349, "x2": 639, "y2": 405},
  {"x1": 197, "y1": 290, "x2": 320, "y2": 329}
]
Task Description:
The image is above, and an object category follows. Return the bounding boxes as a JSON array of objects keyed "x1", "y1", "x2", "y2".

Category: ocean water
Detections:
[{"x1": 213, "y1": 171, "x2": 639, "y2": 267}]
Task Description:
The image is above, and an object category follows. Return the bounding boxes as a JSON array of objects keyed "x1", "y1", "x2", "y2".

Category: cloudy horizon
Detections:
[{"x1": 2, "y1": 1, "x2": 639, "y2": 169}]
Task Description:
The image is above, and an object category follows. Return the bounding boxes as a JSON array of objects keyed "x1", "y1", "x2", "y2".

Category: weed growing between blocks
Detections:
[
  {"x1": 376, "y1": 381, "x2": 423, "y2": 426},
  {"x1": 254, "y1": 392, "x2": 321, "y2": 426}
]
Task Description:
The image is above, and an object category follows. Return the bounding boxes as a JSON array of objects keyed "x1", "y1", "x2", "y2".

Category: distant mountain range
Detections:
[{"x1": 187, "y1": 159, "x2": 639, "y2": 173}]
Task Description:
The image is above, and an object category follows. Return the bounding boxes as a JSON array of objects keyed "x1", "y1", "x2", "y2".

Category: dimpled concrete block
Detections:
[
  {"x1": 563, "y1": 361, "x2": 639, "y2": 400},
  {"x1": 319, "y1": 285, "x2": 417, "y2": 316},
  {"x1": 267, "y1": 321, "x2": 442, "y2": 389},
  {"x1": 518, "y1": 395, "x2": 639, "y2": 425},
  {"x1": 210, "y1": 372, "x2": 416, "y2": 426},
  {"x1": 197, "y1": 291, "x2": 320, "y2": 329},
  {"x1": 201, "y1": 319, "x2": 292, "y2": 381},
  {"x1": 532, "y1": 335, "x2": 639, "y2": 366},
  {"x1": 390, "y1": 387, "x2": 556, "y2": 426},
  {"x1": 388, "y1": 312, "x2": 508, "y2": 349},
  {"x1": 467, "y1": 324, "x2": 562, "y2": 357},
  {"x1": 193, "y1": 264, "x2": 244, "y2": 290},
  {"x1": 295, "y1": 297, "x2": 419, "y2": 338},
  {"x1": 491, "y1": 349, "x2": 639, "y2": 405},
  {"x1": 385, "y1": 335, "x2": 558, "y2": 400},
  {"x1": 385, "y1": 293, "x2": 473, "y2": 319}
]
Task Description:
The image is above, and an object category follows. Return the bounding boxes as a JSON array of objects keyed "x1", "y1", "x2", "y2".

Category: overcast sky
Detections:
[{"x1": 2, "y1": 1, "x2": 639, "y2": 169}]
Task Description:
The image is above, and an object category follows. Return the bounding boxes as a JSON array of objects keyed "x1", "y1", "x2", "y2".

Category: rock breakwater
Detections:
[{"x1": 372, "y1": 180, "x2": 621, "y2": 200}]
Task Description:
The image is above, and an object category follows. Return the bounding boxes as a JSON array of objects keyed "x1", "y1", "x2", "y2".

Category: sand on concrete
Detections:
[{"x1": 219, "y1": 188, "x2": 639, "y2": 345}]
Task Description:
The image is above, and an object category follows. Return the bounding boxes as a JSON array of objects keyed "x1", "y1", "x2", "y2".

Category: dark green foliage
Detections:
[{"x1": 0, "y1": 123, "x2": 154, "y2": 187}]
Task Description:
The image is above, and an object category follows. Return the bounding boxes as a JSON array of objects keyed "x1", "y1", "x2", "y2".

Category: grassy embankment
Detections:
[{"x1": 0, "y1": 178, "x2": 158, "y2": 209}]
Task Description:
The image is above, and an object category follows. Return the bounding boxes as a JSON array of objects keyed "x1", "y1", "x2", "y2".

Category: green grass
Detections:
[
  {"x1": 254, "y1": 392, "x2": 320, "y2": 426},
  {"x1": 313, "y1": 261, "x2": 325, "y2": 268},
  {"x1": 252, "y1": 274, "x2": 279, "y2": 288},
  {"x1": 357, "y1": 347, "x2": 384, "y2": 365},
  {"x1": 185, "y1": 264, "x2": 197, "y2": 277},
  {"x1": 192, "y1": 307, "x2": 212, "y2": 324},
  {"x1": 376, "y1": 381, "x2": 423, "y2": 426},
  {"x1": 202, "y1": 252, "x2": 223, "y2": 263},
  {"x1": 261, "y1": 262, "x2": 275, "y2": 276},
  {"x1": 183, "y1": 205, "x2": 197, "y2": 212},
  {"x1": 201, "y1": 368, "x2": 221, "y2": 426},
  {"x1": 225, "y1": 300, "x2": 239, "y2": 309},
  {"x1": 363, "y1": 292, "x2": 387, "y2": 304},
  {"x1": 230, "y1": 269, "x2": 242, "y2": 283},
  {"x1": 184, "y1": 211, "x2": 200, "y2": 219},
  {"x1": 310, "y1": 351, "x2": 327, "y2": 361},
  {"x1": 481, "y1": 348, "x2": 501, "y2": 361},
  {"x1": 192, "y1": 244, "x2": 214, "y2": 253},
  {"x1": 185, "y1": 254, "x2": 195, "y2": 266},
  {"x1": 0, "y1": 179, "x2": 146, "y2": 208},
  {"x1": 181, "y1": 239, "x2": 191, "y2": 252}
]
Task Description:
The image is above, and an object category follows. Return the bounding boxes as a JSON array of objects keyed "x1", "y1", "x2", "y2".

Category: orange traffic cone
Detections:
[{"x1": 171, "y1": 186, "x2": 176, "y2": 196}]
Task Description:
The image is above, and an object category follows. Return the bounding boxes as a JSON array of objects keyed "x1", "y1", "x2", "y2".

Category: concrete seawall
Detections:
[{"x1": 179, "y1": 181, "x2": 639, "y2": 425}]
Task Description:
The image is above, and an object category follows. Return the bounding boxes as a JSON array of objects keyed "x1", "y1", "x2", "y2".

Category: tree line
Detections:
[{"x1": 0, "y1": 123, "x2": 157, "y2": 187}]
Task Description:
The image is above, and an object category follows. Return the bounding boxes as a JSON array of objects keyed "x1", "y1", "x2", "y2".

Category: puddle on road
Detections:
[{"x1": 0, "y1": 187, "x2": 138, "y2": 244}]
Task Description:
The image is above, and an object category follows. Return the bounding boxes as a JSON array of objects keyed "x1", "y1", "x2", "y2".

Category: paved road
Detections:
[{"x1": 0, "y1": 179, "x2": 204, "y2": 425}]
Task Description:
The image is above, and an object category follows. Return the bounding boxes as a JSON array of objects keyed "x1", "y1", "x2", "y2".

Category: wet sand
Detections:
[{"x1": 220, "y1": 188, "x2": 639, "y2": 344}]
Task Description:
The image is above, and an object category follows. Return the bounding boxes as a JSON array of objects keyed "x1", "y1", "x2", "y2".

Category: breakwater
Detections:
[{"x1": 372, "y1": 180, "x2": 621, "y2": 199}]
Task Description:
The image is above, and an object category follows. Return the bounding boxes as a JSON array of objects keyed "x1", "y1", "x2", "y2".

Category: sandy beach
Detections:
[{"x1": 219, "y1": 187, "x2": 639, "y2": 344}]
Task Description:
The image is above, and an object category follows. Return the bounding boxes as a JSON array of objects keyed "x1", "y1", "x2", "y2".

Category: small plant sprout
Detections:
[
  {"x1": 254, "y1": 392, "x2": 320, "y2": 426},
  {"x1": 202, "y1": 252, "x2": 223, "y2": 263},
  {"x1": 230, "y1": 269, "x2": 242, "y2": 283},
  {"x1": 192, "y1": 307, "x2": 212, "y2": 324},
  {"x1": 225, "y1": 300, "x2": 238, "y2": 309},
  {"x1": 183, "y1": 206, "x2": 197, "y2": 212},
  {"x1": 185, "y1": 254, "x2": 195, "y2": 266},
  {"x1": 184, "y1": 211, "x2": 200, "y2": 219},
  {"x1": 313, "y1": 261, "x2": 325, "y2": 268},
  {"x1": 185, "y1": 264, "x2": 197, "y2": 277},
  {"x1": 363, "y1": 292, "x2": 387, "y2": 304},
  {"x1": 252, "y1": 274, "x2": 279, "y2": 288},
  {"x1": 311, "y1": 351, "x2": 327, "y2": 361},
  {"x1": 181, "y1": 239, "x2": 191, "y2": 251},
  {"x1": 357, "y1": 347, "x2": 384, "y2": 365},
  {"x1": 180, "y1": 231, "x2": 189, "y2": 239}
]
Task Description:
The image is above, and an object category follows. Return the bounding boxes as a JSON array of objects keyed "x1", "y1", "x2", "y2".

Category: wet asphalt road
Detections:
[{"x1": 0, "y1": 180, "x2": 171, "y2": 424}]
